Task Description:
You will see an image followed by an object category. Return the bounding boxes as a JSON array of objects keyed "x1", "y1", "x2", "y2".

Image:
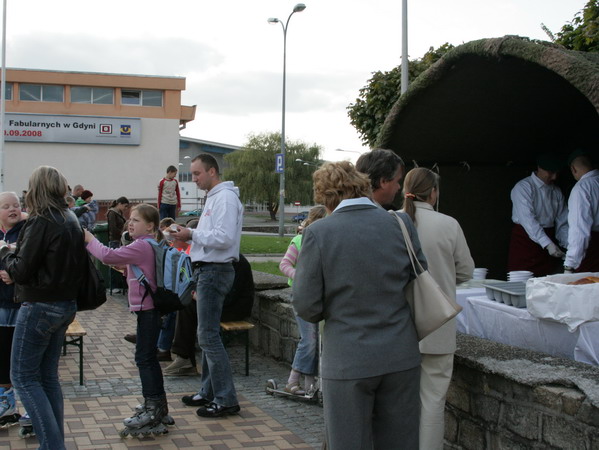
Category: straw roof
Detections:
[{"x1": 376, "y1": 36, "x2": 599, "y2": 166}]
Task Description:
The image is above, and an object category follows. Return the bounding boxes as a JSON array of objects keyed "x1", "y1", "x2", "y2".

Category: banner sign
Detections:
[{"x1": 4, "y1": 113, "x2": 141, "y2": 145}]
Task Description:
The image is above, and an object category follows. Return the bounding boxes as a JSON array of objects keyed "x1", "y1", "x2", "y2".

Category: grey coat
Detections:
[{"x1": 292, "y1": 203, "x2": 426, "y2": 380}]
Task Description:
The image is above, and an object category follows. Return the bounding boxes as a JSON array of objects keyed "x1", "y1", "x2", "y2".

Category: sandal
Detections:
[{"x1": 284, "y1": 382, "x2": 306, "y2": 396}]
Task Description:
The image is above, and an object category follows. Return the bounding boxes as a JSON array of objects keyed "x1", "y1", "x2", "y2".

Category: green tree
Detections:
[
  {"x1": 347, "y1": 43, "x2": 454, "y2": 147},
  {"x1": 224, "y1": 132, "x2": 321, "y2": 220},
  {"x1": 555, "y1": 0, "x2": 599, "y2": 52}
]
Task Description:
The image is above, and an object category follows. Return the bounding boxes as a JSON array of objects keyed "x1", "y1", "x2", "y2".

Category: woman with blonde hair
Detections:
[
  {"x1": 293, "y1": 161, "x2": 426, "y2": 449},
  {"x1": 402, "y1": 167, "x2": 474, "y2": 450},
  {"x1": 279, "y1": 205, "x2": 327, "y2": 394},
  {"x1": 84, "y1": 203, "x2": 172, "y2": 437},
  {"x1": 0, "y1": 166, "x2": 87, "y2": 449}
]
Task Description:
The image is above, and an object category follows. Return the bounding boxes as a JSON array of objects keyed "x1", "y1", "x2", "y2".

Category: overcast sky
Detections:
[{"x1": 4, "y1": 0, "x2": 588, "y2": 162}]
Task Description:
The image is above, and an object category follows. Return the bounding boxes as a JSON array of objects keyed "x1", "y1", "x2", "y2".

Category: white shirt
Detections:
[
  {"x1": 189, "y1": 181, "x2": 243, "y2": 264},
  {"x1": 564, "y1": 169, "x2": 599, "y2": 269},
  {"x1": 511, "y1": 172, "x2": 568, "y2": 248}
]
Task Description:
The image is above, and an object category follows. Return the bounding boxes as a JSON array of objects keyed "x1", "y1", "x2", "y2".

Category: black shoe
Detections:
[
  {"x1": 124, "y1": 334, "x2": 137, "y2": 344},
  {"x1": 196, "y1": 402, "x2": 240, "y2": 418},
  {"x1": 181, "y1": 394, "x2": 211, "y2": 407},
  {"x1": 156, "y1": 349, "x2": 172, "y2": 361}
]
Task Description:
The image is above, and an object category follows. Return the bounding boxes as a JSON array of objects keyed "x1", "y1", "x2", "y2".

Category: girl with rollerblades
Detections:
[
  {"x1": 0, "y1": 192, "x2": 26, "y2": 429},
  {"x1": 84, "y1": 203, "x2": 173, "y2": 437},
  {"x1": 279, "y1": 206, "x2": 326, "y2": 395}
]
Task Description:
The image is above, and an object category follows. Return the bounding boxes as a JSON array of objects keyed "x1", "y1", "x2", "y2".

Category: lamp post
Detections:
[
  {"x1": 335, "y1": 148, "x2": 362, "y2": 154},
  {"x1": 295, "y1": 158, "x2": 318, "y2": 167},
  {"x1": 268, "y1": 3, "x2": 306, "y2": 237}
]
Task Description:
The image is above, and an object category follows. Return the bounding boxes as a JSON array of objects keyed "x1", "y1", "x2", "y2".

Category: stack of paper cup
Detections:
[
  {"x1": 508, "y1": 271, "x2": 533, "y2": 282},
  {"x1": 473, "y1": 268, "x2": 488, "y2": 280}
]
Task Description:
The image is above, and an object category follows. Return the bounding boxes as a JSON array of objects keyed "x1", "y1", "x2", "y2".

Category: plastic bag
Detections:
[{"x1": 526, "y1": 272, "x2": 599, "y2": 332}]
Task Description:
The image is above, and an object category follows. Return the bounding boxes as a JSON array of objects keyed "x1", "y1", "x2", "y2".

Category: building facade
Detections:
[{"x1": 1, "y1": 68, "x2": 195, "y2": 201}]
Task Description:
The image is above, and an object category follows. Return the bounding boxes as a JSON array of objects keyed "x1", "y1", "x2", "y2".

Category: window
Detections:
[
  {"x1": 20, "y1": 84, "x2": 64, "y2": 102},
  {"x1": 71, "y1": 86, "x2": 114, "y2": 104},
  {"x1": 121, "y1": 89, "x2": 163, "y2": 107},
  {"x1": 1, "y1": 82, "x2": 12, "y2": 100}
]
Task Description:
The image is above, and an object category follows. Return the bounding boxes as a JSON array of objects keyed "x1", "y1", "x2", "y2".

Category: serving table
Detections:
[{"x1": 456, "y1": 288, "x2": 599, "y2": 365}]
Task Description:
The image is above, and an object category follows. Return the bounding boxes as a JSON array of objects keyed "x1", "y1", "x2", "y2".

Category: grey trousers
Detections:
[{"x1": 322, "y1": 366, "x2": 420, "y2": 450}]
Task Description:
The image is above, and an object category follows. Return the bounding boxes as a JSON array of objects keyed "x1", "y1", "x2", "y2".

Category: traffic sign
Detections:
[
  {"x1": 294, "y1": 201, "x2": 301, "y2": 206},
  {"x1": 275, "y1": 153, "x2": 284, "y2": 173}
]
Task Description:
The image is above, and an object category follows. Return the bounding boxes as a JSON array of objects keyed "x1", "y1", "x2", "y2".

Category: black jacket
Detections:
[
  {"x1": 0, "y1": 219, "x2": 25, "y2": 308},
  {"x1": 0, "y1": 209, "x2": 87, "y2": 302}
]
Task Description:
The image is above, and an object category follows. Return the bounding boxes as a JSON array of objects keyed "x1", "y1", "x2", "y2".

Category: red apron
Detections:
[
  {"x1": 576, "y1": 230, "x2": 599, "y2": 273},
  {"x1": 507, "y1": 224, "x2": 561, "y2": 277}
]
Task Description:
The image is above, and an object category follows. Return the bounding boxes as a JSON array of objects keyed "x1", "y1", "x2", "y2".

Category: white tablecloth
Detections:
[{"x1": 456, "y1": 288, "x2": 599, "y2": 366}]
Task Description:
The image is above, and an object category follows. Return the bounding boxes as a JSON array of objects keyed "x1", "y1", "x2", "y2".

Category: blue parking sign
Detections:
[{"x1": 275, "y1": 153, "x2": 284, "y2": 173}]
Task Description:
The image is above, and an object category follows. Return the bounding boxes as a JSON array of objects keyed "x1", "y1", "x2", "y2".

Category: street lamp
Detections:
[
  {"x1": 335, "y1": 148, "x2": 362, "y2": 154},
  {"x1": 295, "y1": 158, "x2": 318, "y2": 167},
  {"x1": 268, "y1": 3, "x2": 306, "y2": 237}
]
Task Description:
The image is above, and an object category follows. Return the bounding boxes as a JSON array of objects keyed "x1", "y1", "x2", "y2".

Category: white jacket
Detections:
[
  {"x1": 189, "y1": 181, "x2": 243, "y2": 264},
  {"x1": 409, "y1": 202, "x2": 474, "y2": 354}
]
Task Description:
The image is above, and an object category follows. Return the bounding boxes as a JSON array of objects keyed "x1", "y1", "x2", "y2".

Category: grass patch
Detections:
[
  {"x1": 250, "y1": 261, "x2": 285, "y2": 276},
  {"x1": 240, "y1": 235, "x2": 291, "y2": 254}
]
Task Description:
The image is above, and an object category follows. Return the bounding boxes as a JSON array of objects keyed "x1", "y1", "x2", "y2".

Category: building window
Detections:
[
  {"x1": 179, "y1": 171, "x2": 192, "y2": 182},
  {"x1": 3, "y1": 83, "x2": 12, "y2": 100},
  {"x1": 20, "y1": 84, "x2": 64, "y2": 102},
  {"x1": 121, "y1": 89, "x2": 163, "y2": 107},
  {"x1": 71, "y1": 86, "x2": 114, "y2": 104}
]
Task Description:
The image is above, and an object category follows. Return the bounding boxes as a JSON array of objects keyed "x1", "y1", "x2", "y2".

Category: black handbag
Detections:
[{"x1": 77, "y1": 253, "x2": 107, "y2": 311}]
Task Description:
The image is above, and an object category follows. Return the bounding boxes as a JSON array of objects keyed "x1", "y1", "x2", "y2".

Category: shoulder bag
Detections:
[
  {"x1": 77, "y1": 252, "x2": 107, "y2": 311},
  {"x1": 390, "y1": 211, "x2": 462, "y2": 340}
]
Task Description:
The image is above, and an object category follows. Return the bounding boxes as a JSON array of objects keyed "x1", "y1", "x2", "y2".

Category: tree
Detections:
[
  {"x1": 224, "y1": 132, "x2": 321, "y2": 220},
  {"x1": 555, "y1": 0, "x2": 599, "y2": 52},
  {"x1": 347, "y1": 43, "x2": 454, "y2": 147}
]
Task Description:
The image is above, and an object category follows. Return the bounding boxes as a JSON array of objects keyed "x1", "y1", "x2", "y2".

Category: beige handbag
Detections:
[{"x1": 391, "y1": 211, "x2": 463, "y2": 340}]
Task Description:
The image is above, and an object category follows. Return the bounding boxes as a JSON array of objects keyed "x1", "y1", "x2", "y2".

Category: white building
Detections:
[{"x1": 1, "y1": 68, "x2": 196, "y2": 201}]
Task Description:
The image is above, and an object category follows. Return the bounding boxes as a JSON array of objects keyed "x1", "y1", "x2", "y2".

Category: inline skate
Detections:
[
  {"x1": 18, "y1": 413, "x2": 35, "y2": 438},
  {"x1": 119, "y1": 396, "x2": 171, "y2": 438},
  {"x1": 133, "y1": 401, "x2": 175, "y2": 426},
  {"x1": 0, "y1": 387, "x2": 20, "y2": 428}
]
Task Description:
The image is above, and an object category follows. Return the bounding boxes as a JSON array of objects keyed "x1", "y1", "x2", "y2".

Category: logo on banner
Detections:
[
  {"x1": 100, "y1": 124, "x2": 112, "y2": 134},
  {"x1": 120, "y1": 125, "x2": 131, "y2": 136}
]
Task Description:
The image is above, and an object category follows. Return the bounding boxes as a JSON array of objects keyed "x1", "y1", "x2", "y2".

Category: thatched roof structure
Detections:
[
  {"x1": 376, "y1": 36, "x2": 598, "y2": 277},
  {"x1": 377, "y1": 35, "x2": 598, "y2": 165}
]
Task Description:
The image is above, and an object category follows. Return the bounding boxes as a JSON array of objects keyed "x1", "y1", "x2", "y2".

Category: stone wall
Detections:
[{"x1": 249, "y1": 275, "x2": 599, "y2": 449}]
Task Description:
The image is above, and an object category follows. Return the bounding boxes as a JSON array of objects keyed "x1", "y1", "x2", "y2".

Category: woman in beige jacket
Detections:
[{"x1": 402, "y1": 168, "x2": 475, "y2": 450}]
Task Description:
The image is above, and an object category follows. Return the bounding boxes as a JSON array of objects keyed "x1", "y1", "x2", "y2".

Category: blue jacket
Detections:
[{"x1": 0, "y1": 220, "x2": 25, "y2": 308}]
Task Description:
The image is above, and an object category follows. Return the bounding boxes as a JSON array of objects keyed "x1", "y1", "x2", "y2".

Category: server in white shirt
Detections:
[
  {"x1": 508, "y1": 154, "x2": 568, "y2": 276},
  {"x1": 564, "y1": 150, "x2": 599, "y2": 273}
]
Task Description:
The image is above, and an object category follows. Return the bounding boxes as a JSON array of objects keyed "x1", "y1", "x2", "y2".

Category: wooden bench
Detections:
[
  {"x1": 62, "y1": 318, "x2": 86, "y2": 385},
  {"x1": 220, "y1": 321, "x2": 254, "y2": 376}
]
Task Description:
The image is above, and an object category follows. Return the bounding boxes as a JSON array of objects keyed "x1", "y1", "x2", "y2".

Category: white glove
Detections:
[{"x1": 546, "y1": 243, "x2": 565, "y2": 259}]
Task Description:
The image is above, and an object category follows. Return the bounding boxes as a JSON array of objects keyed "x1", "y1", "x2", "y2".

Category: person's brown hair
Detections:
[
  {"x1": 313, "y1": 161, "x2": 372, "y2": 211},
  {"x1": 26, "y1": 166, "x2": 69, "y2": 219},
  {"x1": 402, "y1": 168, "x2": 440, "y2": 224},
  {"x1": 131, "y1": 203, "x2": 164, "y2": 242},
  {"x1": 302, "y1": 205, "x2": 327, "y2": 228}
]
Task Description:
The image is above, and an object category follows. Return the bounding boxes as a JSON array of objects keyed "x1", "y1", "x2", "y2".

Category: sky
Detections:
[{"x1": 3, "y1": 0, "x2": 588, "y2": 163}]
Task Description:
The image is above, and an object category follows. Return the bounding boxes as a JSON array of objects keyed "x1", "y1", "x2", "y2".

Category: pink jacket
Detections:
[{"x1": 86, "y1": 235, "x2": 157, "y2": 311}]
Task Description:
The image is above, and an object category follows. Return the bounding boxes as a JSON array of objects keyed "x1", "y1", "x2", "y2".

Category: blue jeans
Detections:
[
  {"x1": 11, "y1": 300, "x2": 77, "y2": 450},
  {"x1": 135, "y1": 309, "x2": 165, "y2": 399},
  {"x1": 196, "y1": 263, "x2": 237, "y2": 407},
  {"x1": 159, "y1": 203, "x2": 176, "y2": 220},
  {"x1": 292, "y1": 316, "x2": 319, "y2": 375},
  {"x1": 157, "y1": 311, "x2": 176, "y2": 351}
]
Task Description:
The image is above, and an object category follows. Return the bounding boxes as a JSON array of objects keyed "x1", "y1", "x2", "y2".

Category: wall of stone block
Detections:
[{"x1": 249, "y1": 278, "x2": 599, "y2": 450}]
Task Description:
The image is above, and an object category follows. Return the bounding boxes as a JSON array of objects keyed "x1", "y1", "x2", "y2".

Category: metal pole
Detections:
[
  {"x1": 278, "y1": 19, "x2": 288, "y2": 237},
  {"x1": 401, "y1": 0, "x2": 408, "y2": 94},
  {"x1": 0, "y1": 0, "x2": 7, "y2": 191}
]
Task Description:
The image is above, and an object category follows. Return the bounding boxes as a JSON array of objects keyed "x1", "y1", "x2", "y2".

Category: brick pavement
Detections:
[{"x1": 0, "y1": 294, "x2": 324, "y2": 449}]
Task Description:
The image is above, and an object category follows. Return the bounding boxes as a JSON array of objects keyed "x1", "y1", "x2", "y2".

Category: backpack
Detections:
[{"x1": 131, "y1": 238, "x2": 194, "y2": 314}]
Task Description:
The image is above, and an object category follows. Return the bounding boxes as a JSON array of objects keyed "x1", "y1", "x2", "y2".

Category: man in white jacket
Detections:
[{"x1": 172, "y1": 154, "x2": 244, "y2": 418}]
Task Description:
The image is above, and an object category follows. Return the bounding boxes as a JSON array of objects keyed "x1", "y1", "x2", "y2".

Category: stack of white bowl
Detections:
[
  {"x1": 473, "y1": 268, "x2": 488, "y2": 280},
  {"x1": 508, "y1": 270, "x2": 533, "y2": 282}
]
